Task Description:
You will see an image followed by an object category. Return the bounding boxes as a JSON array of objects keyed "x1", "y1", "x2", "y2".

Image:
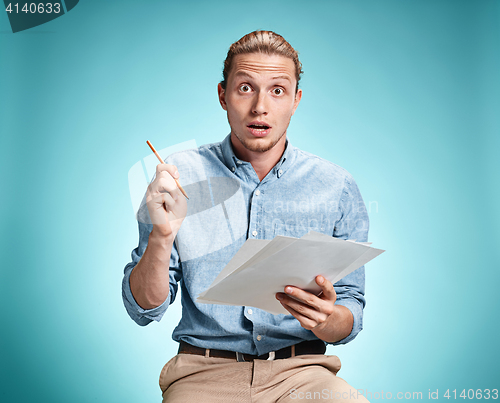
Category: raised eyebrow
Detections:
[
  {"x1": 271, "y1": 75, "x2": 292, "y2": 82},
  {"x1": 234, "y1": 72, "x2": 254, "y2": 80}
]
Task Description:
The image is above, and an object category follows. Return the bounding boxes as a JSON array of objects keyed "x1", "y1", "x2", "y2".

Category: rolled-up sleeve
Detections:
[
  {"x1": 121, "y1": 220, "x2": 182, "y2": 326},
  {"x1": 331, "y1": 174, "x2": 369, "y2": 345}
]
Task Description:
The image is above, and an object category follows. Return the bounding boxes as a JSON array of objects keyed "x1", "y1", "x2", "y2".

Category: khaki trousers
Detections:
[{"x1": 159, "y1": 353, "x2": 369, "y2": 402}]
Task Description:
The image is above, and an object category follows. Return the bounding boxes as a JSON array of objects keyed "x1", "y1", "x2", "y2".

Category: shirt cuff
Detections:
[
  {"x1": 122, "y1": 267, "x2": 170, "y2": 326},
  {"x1": 330, "y1": 298, "x2": 363, "y2": 345}
]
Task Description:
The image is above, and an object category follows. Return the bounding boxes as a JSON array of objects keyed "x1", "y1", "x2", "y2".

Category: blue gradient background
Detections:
[{"x1": 1, "y1": 1, "x2": 499, "y2": 402}]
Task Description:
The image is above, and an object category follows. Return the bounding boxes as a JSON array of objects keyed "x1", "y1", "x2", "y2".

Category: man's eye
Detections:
[
  {"x1": 239, "y1": 85, "x2": 251, "y2": 92},
  {"x1": 273, "y1": 88, "x2": 284, "y2": 95}
]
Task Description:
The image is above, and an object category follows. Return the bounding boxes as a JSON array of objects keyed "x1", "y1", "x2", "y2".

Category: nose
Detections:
[{"x1": 252, "y1": 91, "x2": 268, "y2": 115}]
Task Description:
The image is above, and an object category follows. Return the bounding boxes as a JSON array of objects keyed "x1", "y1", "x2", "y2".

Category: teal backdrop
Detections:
[{"x1": 1, "y1": 0, "x2": 499, "y2": 402}]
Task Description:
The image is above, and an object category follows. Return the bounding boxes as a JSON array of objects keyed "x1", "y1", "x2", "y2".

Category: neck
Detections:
[{"x1": 230, "y1": 133, "x2": 287, "y2": 181}]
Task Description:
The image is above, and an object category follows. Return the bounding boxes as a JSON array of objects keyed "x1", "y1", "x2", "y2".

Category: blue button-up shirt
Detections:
[{"x1": 122, "y1": 134, "x2": 369, "y2": 355}]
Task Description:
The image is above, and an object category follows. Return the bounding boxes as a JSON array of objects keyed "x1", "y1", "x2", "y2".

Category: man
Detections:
[{"x1": 123, "y1": 31, "x2": 369, "y2": 402}]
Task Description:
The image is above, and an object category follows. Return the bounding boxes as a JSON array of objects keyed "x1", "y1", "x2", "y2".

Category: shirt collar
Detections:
[{"x1": 221, "y1": 134, "x2": 295, "y2": 179}]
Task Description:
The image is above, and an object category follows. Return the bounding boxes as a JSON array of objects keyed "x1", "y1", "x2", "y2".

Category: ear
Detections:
[
  {"x1": 291, "y1": 88, "x2": 302, "y2": 116},
  {"x1": 218, "y1": 83, "x2": 227, "y2": 111}
]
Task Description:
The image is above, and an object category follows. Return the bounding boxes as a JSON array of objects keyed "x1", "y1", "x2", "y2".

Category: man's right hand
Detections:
[{"x1": 146, "y1": 163, "x2": 187, "y2": 238}]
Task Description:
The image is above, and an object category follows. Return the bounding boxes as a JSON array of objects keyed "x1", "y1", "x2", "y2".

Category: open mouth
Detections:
[{"x1": 248, "y1": 124, "x2": 271, "y2": 131}]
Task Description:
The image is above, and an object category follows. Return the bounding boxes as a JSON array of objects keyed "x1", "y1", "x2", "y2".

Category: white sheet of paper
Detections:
[
  {"x1": 197, "y1": 231, "x2": 384, "y2": 314},
  {"x1": 198, "y1": 236, "x2": 296, "y2": 298},
  {"x1": 202, "y1": 239, "x2": 271, "y2": 290}
]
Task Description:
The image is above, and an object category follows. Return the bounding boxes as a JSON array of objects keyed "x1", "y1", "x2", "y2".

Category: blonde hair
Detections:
[{"x1": 220, "y1": 31, "x2": 303, "y2": 92}]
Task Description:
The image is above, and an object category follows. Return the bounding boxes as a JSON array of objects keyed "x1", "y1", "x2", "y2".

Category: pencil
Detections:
[{"x1": 146, "y1": 140, "x2": 189, "y2": 200}]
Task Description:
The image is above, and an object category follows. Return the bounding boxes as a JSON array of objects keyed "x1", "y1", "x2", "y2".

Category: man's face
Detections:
[{"x1": 218, "y1": 53, "x2": 302, "y2": 157}]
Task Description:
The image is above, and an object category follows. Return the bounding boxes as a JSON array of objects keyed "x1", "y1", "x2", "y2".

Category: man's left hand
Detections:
[{"x1": 275, "y1": 275, "x2": 353, "y2": 343}]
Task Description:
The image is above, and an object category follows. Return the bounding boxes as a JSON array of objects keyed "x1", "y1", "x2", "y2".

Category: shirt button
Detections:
[
  {"x1": 252, "y1": 230, "x2": 258, "y2": 237},
  {"x1": 278, "y1": 169, "x2": 283, "y2": 176},
  {"x1": 248, "y1": 309, "x2": 253, "y2": 315},
  {"x1": 237, "y1": 160, "x2": 242, "y2": 165},
  {"x1": 256, "y1": 335, "x2": 262, "y2": 341},
  {"x1": 231, "y1": 167, "x2": 235, "y2": 172},
  {"x1": 255, "y1": 190, "x2": 261, "y2": 196}
]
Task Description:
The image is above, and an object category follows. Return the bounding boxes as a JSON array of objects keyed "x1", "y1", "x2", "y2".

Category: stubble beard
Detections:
[{"x1": 233, "y1": 129, "x2": 286, "y2": 153}]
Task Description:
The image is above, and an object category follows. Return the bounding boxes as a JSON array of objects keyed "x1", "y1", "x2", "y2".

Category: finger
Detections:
[
  {"x1": 147, "y1": 191, "x2": 176, "y2": 211},
  {"x1": 315, "y1": 276, "x2": 337, "y2": 303},
  {"x1": 276, "y1": 292, "x2": 326, "y2": 322},
  {"x1": 277, "y1": 299, "x2": 319, "y2": 331},
  {"x1": 156, "y1": 163, "x2": 179, "y2": 179},
  {"x1": 158, "y1": 175, "x2": 178, "y2": 194},
  {"x1": 283, "y1": 286, "x2": 324, "y2": 312},
  {"x1": 161, "y1": 192, "x2": 177, "y2": 211},
  {"x1": 146, "y1": 192, "x2": 185, "y2": 227},
  {"x1": 150, "y1": 175, "x2": 179, "y2": 196},
  {"x1": 146, "y1": 193, "x2": 170, "y2": 226}
]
